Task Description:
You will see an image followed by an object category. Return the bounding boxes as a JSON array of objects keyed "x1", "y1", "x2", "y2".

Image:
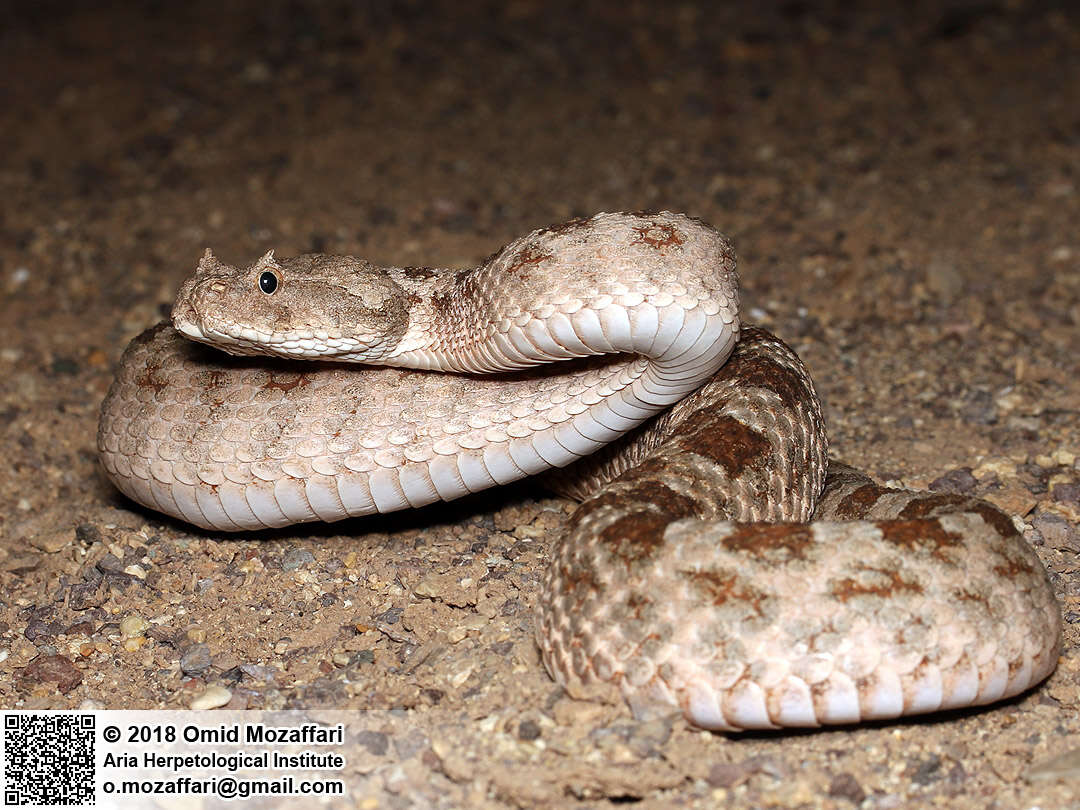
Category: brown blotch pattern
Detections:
[
  {"x1": 134, "y1": 358, "x2": 168, "y2": 396},
  {"x1": 263, "y1": 374, "x2": 313, "y2": 394},
  {"x1": 129, "y1": 321, "x2": 171, "y2": 349},
  {"x1": 875, "y1": 519, "x2": 965, "y2": 561},
  {"x1": 536, "y1": 215, "x2": 593, "y2": 237},
  {"x1": 897, "y1": 492, "x2": 971, "y2": 519},
  {"x1": 968, "y1": 501, "x2": 1020, "y2": 540},
  {"x1": 831, "y1": 567, "x2": 925, "y2": 602},
  {"x1": 631, "y1": 222, "x2": 685, "y2": 250},
  {"x1": 597, "y1": 511, "x2": 672, "y2": 565},
  {"x1": 718, "y1": 523, "x2": 816, "y2": 561},
  {"x1": 431, "y1": 268, "x2": 475, "y2": 322},
  {"x1": 832, "y1": 483, "x2": 884, "y2": 520},
  {"x1": 681, "y1": 569, "x2": 766, "y2": 614},
  {"x1": 992, "y1": 555, "x2": 1041, "y2": 580},
  {"x1": 581, "y1": 480, "x2": 701, "y2": 525},
  {"x1": 557, "y1": 561, "x2": 604, "y2": 599},
  {"x1": 504, "y1": 246, "x2": 554, "y2": 279},
  {"x1": 720, "y1": 328, "x2": 816, "y2": 415},
  {"x1": 677, "y1": 413, "x2": 772, "y2": 477}
]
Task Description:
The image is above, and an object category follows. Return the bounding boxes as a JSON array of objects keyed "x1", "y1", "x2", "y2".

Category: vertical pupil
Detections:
[{"x1": 259, "y1": 271, "x2": 278, "y2": 294}]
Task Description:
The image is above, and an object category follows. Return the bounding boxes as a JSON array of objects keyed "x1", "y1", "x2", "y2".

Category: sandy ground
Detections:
[{"x1": 1, "y1": 1, "x2": 1078, "y2": 807}]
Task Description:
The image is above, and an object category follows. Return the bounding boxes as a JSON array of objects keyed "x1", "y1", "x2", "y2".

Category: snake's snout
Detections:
[
  {"x1": 171, "y1": 248, "x2": 239, "y2": 341},
  {"x1": 170, "y1": 281, "x2": 205, "y2": 339}
]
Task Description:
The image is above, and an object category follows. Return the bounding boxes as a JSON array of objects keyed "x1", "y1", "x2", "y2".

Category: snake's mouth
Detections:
[
  {"x1": 171, "y1": 295, "x2": 205, "y2": 337},
  {"x1": 172, "y1": 312, "x2": 235, "y2": 351},
  {"x1": 172, "y1": 314, "x2": 203, "y2": 340},
  {"x1": 172, "y1": 308, "x2": 367, "y2": 360},
  {"x1": 172, "y1": 316, "x2": 270, "y2": 357},
  {"x1": 171, "y1": 306, "x2": 247, "y2": 353}
]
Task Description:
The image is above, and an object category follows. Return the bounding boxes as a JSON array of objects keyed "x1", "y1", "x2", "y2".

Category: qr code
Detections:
[{"x1": 4, "y1": 714, "x2": 95, "y2": 806}]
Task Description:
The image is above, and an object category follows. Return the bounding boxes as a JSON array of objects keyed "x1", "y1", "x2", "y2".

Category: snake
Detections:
[{"x1": 97, "y1": 211, "x2": 1061, "y2": 731}]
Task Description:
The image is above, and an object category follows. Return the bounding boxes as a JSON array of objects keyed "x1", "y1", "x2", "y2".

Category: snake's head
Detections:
[{"x1": 172, "y1": 249, "x2": 410, "y2": 362}]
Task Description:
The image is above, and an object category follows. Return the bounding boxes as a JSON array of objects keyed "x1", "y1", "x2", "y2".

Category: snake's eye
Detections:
[{"x1": 258, "y1": 270, "x2": 279, "y2": 295}]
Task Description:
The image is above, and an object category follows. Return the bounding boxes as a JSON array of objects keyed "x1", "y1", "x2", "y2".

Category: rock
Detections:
[
  {"x1": 1028, "y1": 747, "x2": 1080, "y2": 782},
  {"x1": 356, "y1": 729, "x2": 389, "y2": 756},
  {"x1": 182, "y1": 626, "x2": 207, "y2": 645},
  {"x1": 24, "y1": 619, "x2": 52, "y2": 642},
  {"x1": 1032, "y1": 510, "x2": 1079, "y2": 551},
  {"x1": 22, "y1": 654, "x2": 82, "y2": 694},
  {"x1": 95, "y1": 553, "x2": 124, "y2": 574},
  {"x1": 68, "y1": 582, "x2": 103, "y2": 610},
  {"x1": 3, "y1": 555, "x2": 40, "y2": 575},
  {"x1": 928, "y1": 467, "x2": 978, "y2": 495},
  {"x1": 180, "y1": 643, "x2": 212, "y2": 674},
  {"x1": 827, "y1": 772, "x2": 867, "y2": 804},
  {"x1": 374, "y1": 607, "x2": 403, "y2": 625},
  {"x1": 74, "y1": 524, "x2": 101, "y2": 544},
  {"x1": 707, "y1": 761, "x2": 754, "y2": 789},
  {"x1": 908, "y1": 754, "x2": 943, "y2": 785},
  {"x1": 29, "y1": 528, "x2": 73, "y2": 553},
  {"x1": 212, "y1": 652, "x2": 240, "y2": 672}
]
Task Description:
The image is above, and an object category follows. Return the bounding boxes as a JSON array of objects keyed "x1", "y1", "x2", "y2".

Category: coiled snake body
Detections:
[{"x1": 98, "y1": 212, "x2": 1060, "y2": 730}]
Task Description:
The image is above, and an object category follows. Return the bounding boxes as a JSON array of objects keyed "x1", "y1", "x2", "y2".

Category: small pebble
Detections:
[
  {"x1": 282, "y1": 549, "x2": 315, "y2": 571},
  {"x1": 184, "y1": 627, "x2": 207, "y2": 644},
  {"x1": 239, "y1": 663, "x2": 277, "y2": 682},
  {"x1": 518, "y1": 720, "x2": 541, "y2": 741},
  {"x1": 190, "y1": 685, "x2": 232, "y2": 710},
  {"x1": 119, "y1": 615, "x2": 149, "y2": 638},
  {"x1": 212, "y1": 652, "x2": 239, "y2": 672},
  {"x1": 74, "y1": 524, "x2": 101, "y2": 544}
]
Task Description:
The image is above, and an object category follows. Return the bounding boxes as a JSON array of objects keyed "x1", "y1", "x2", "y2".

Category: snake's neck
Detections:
[{"x1": 377, "y1": 266, "x2": 506, "y2": 373}]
